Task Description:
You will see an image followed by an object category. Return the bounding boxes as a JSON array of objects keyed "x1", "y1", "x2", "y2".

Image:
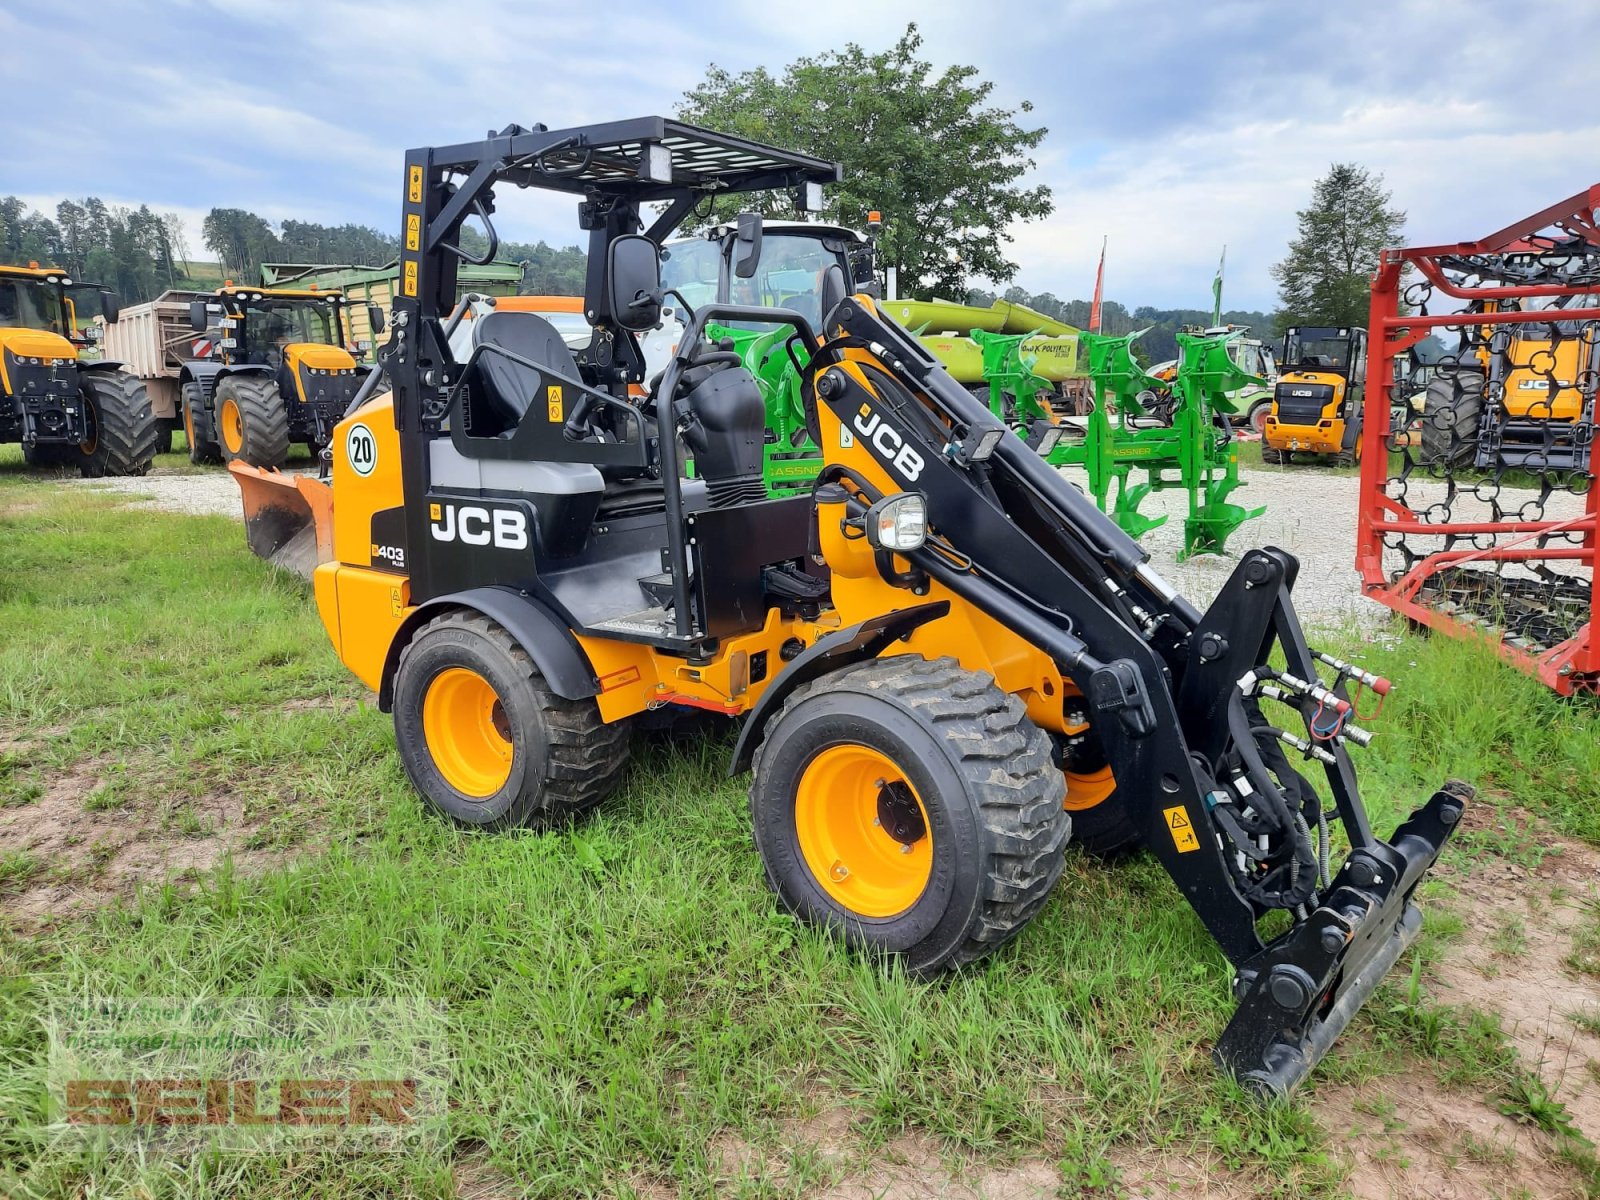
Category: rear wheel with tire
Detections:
[
  {"x1": 1419, "y1": 367, "x2": 1484, "y2": 468},
  {"x1": 214, "y1": 374, "x2": 289, "y2": 468},
  {"x1": 1261, "y1": 445, "x2": 1289, "y2": 465},
  {"x1": 1334, "y1": 412, "x2": 1364, "y2": 467},
  {"x1": 182, "y1": 382, "x2": 223, "y2": 464},
  {"x1": 76, "y1": 369, "x2": 157, "y2": 477},
  {"x1": 1247, "y1": 399, "x2": 1272, "y2": 439},
  {"x1": 750, "y1": 655, "x2": 1069, "y2": 976},
  {"x1": 392, "y1": 611, "x2": 631, "y2": 830}
]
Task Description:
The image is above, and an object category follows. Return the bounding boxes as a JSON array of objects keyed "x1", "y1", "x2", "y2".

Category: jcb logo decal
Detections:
[
  {"x1": 851, "y1": 403, "x2": 925, "y2": 483},
  {"x1": 429, "y1": 503, "x2": 529, "y2": 550}
]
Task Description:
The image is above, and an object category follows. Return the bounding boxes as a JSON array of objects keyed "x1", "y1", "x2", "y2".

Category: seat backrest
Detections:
[{"x1": 470, "y1": 311, "x2": 585, "y2": 428}]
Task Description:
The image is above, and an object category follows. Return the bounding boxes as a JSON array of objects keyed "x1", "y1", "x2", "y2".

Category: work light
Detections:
[
  {"x1": 1034, "y1": 425, "x2": 1064, "y2": 456},
  {"x1": 949, "y1": 426, "x2": 1006, "y2": 465},
  {"x1": 863, "y1": 492, "x2": 927, "y2": 553}
]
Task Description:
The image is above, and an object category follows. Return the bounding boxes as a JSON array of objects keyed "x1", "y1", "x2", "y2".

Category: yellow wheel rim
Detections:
[
  {"x1": 220, "y1": 397, "x2": 244, "y2": 455},
  {"x1": 794, "y1": 744, "x2": 932, "y2": 918},
  {"x1": 421, "y1": 667, "x2": 513, "y2": 797},
  {"x1": 1064, "y1": 765, "x2": 1116, "y2": 812},
  {"x1": 183, "y1": 400, "x2": 196, "y2": 449}
]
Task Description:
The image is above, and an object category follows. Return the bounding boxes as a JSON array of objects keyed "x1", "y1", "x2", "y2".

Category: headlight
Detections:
[
  {"x1": 863, "y1": 492, "x2": 927, "y2": 553},
  {"x1": 1034, "y1": 425, "x2": 1064, "y2": 456}
]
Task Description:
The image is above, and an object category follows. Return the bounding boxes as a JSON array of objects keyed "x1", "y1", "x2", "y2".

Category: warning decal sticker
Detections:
[{"x1": 1163, "y1": 805, "x2": 1200, "y2": 853}]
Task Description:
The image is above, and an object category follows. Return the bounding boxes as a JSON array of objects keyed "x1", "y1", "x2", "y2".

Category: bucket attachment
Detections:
[{"x1": 229, "y1": 463, "x2": 333, "y2": 581}]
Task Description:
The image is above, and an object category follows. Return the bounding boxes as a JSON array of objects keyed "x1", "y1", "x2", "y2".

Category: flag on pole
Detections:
[
  {"x1": 1211, "y1": 246, "x2": 1226, "y2": 326},
  {"x1": 1089, "y1": 236, "x2": 1106, "y2": 332}
]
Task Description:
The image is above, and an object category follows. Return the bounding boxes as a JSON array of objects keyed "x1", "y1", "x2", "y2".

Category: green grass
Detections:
[{"x1": 0, "y1": 449, "x2": 1596, "y2": 1197}]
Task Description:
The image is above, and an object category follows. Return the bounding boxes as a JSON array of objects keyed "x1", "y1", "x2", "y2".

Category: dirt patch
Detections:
[
  {"x1": 1309, "y1": 821, "x2": 1600, "y2": 1199},
  {"x1": 1317, "y1": 1070, "x2": 1580, "y2": 1200},
  {"x1": 450, "y1": 1149, "x2": 521, "y2": 1199},
  {"x1": 712, "y1": 1108, "x2": 1060, "y2": 1198},
  {"x1": 1110, "y1": 1146, "x2": 1255, "y2": 1198},
  {"x1": 281, "y1": 691, "x2": 374, "y2": 715},
  {"x1": 1427, "y1": 836, "x2": 1600, "y2": 1143},
  {"x1": 0, "y1": 755, "x2": 284, "y2": 931}
]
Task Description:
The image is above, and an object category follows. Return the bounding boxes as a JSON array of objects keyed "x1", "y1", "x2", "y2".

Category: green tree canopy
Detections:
[
  {"x1": 1271, "y1": 163, "x2": 1405, "y2": 332},
  {"x1": 677, "y1": 23, "x2": 1053, "y2": 297}
]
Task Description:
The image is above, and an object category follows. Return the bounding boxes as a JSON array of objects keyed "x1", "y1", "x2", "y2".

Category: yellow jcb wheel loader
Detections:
[
  {"x1": 0, "y1": 262, "x2": 157, "y2": 475},
  {"x1": 1262, "y1": 326, "x2": 1368, "y2": 466},
  {"x1": 230, "y1": 117, "x2": 1470, "y2": 1097},
  {"x1": 178, "y1": 284, "x2": 379, "y2": 469}
]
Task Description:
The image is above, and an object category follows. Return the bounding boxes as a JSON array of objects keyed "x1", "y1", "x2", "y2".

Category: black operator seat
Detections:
[{"x1": 471, "y1": 310, "x2": 584, "y2": 428}]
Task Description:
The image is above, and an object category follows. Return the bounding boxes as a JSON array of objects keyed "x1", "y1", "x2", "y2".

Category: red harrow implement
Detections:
[{"x1": 1358, "y1": 186, "x2": 1600, "y2": 695}]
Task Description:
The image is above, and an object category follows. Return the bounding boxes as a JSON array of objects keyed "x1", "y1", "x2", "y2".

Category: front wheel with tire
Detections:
[
  {"x1": 750, "y1": 655, "x2": 1069, "y2": 976},
  {"x1": 1057, "y1": 720, "x2": 1138, "y2": 858},
  {"x1": 1247, "y1": 399, "x2": 1272, "y2": 439},
  {"x1": 76, "y1": 369, "x2": 157, "y2": 477},
  {"x1": 182, "y1": 382, "x2": 223, "y2": 464},
  {"x1": 392, "y1": 610, "x2": 631, "y2": 830},
  {"x1": 214, "y1": 374, "x2": 290, "y2": 468}
]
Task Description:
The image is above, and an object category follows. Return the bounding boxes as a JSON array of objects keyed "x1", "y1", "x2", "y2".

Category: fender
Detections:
[
  {"x1": 377, "y1": 585, "x2": 598, "y2": 712},
  {"x1": 77, "y1": 358, "x2": 126, "y2": 373},
  {"x1": 727, "y1": 600, "x2": 949, "y2": 776}
]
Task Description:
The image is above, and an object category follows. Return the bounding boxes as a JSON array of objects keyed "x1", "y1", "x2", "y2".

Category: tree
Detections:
[
  {"x1": 162, "y1": 212, "x2": 191, "y2": 275},
  {"x1": 202, "y1": 207, "x2": 282, "y2": 280},
  {"x1": 678, "y1": 23, "x2": 1052, "y2": 297},
  {"x1": 1271, "y1": 164, "x2": 1404, "y2": 332}
]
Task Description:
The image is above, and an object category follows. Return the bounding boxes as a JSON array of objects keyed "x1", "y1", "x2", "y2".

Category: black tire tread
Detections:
[
  {"x1": 398, "y1": 610, "x2": 630, "y2": 826},
  {"x1": 217, "y1": 374, "x2": 290, "y2": 469},
  {"x1": 77, "y1": 369, "x2": 157, "y2": 477},
  {"x1": 183, "y1": 382, "x2": 223, "y2": 465},
  {"x1": 1334, "y1": 413, "x2": 1363, "y2": 468},
  {"x1": 753, "y1": 654, "x2": 1069, "y2": 972},
  {"x1": 1419, "y1": 367, "x2": 1484, "y2": 468}
]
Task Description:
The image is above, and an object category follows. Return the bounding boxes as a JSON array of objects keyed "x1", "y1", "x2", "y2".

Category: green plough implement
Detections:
[{"x1": 1055, "y1": 328, "x2": 1265, "y2": 559}]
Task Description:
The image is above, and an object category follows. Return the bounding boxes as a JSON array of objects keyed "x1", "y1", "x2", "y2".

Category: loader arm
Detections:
[{"x1": 806, "y1": 297, "x2": 1468, "y2": 1095}]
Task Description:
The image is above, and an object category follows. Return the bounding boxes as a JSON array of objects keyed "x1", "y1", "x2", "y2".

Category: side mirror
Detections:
[
  {"x1": 368, "y1": 304, "x2": 385, "y2": 335},
  {"x1": 732, "y1": 212, "x2": 763, "y2": 280},
  {"x1": 819, "y1": 265, "x2": 848, "y2": 322},
  {"x1": 606, "y1": 234, "x2": 661, "y2": 333},
  {"x1": 100, "y1": 291, "x2": 122, "y2": 324},
  {"x1": 189, "y1": 300, "x2": 209, "y2": 332}
]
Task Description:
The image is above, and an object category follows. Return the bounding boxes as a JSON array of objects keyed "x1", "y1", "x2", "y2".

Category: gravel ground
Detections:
[
  {"x1": 70, "y1": 466, "x2": 317, "y2": 518},
  {"x1": 68, "y1": 459, "x2": 1585, "y2": 634}
]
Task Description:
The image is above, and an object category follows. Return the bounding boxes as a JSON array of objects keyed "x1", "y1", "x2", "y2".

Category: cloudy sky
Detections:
[{"x1": 4, "y1": 0, "x2": 1595, "y2": 311}]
